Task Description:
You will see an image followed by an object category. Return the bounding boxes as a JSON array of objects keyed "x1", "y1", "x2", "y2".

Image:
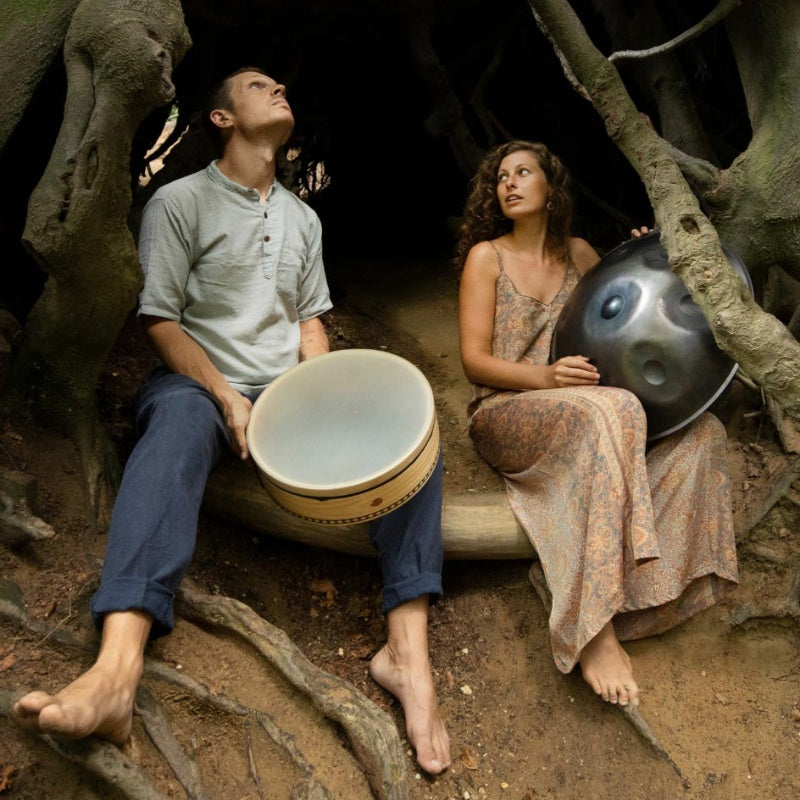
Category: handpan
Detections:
[
  {"x1": 550, "y1": 232, "x2": 752, "y2": 441},
  {"x1": 246, "y1": 348, "x2": 439, "y2": 524}
]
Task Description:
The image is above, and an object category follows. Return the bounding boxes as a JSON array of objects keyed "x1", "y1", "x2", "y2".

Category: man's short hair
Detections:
[{"x1": 201, "y1": 66, "x2": 270, "y2": 154}]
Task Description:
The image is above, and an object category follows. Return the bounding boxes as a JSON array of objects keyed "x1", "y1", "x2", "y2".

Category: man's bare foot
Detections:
[
  {"x1": 14, "y1": 609, "x2": 151, "y2": 745},
  {"x1": 14, "y1": 662, "x2": 139, "y2": 745},
  {"x1": 579, "y1": 621, "x2": 640, "y2": 707},
  {"x1": 369, "y1": 643, "x2": 450, "y2": 774}
]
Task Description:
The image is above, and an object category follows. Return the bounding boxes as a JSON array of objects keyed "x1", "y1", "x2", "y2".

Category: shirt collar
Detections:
[{"x1": 206, "y1": 160, "x2": 280, "y2": 200}]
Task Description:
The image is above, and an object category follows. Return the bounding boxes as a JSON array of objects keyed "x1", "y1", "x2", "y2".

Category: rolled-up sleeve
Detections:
[
  {"x1": 296, "y1": 212, "x2": 333, "y2": 322},
  {"x1": 137, "y1": 195, "x2": 194, "y2": 321}
]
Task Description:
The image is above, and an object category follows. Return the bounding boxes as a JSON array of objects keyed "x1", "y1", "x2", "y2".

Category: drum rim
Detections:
[{"x1": 246, "y1": 348, "x2": 436, "y2": 495}]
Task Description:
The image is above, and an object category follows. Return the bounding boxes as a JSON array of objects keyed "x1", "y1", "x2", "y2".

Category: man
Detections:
[{"x1": 14, "y1": 67, "x2": 451, "y2": 775}]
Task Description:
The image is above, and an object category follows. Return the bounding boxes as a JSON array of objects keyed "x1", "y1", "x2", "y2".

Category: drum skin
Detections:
[
  {"x1": 550, "y1": 232, "x2": 752, "y2": 440},
  {"x1": 246, "y1": 348, "x2": 439, "y2": 524}
]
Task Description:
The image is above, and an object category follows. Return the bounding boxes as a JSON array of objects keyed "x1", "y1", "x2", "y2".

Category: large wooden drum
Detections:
[{"x1": 246, "y1": 349, "x2": 440, "y2": 524}]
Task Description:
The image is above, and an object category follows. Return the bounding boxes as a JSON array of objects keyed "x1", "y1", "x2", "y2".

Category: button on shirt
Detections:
[{"x1": 137, "y1": 161, "x2": 333, "y2": 395}]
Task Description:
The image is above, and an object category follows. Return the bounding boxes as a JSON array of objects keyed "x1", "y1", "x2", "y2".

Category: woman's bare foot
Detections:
[
  {"x1": 579, "y1": 621, "x2": 640, "y2": 706},
  {"x1": 14, "y1": 662, "x2": 139, "y2": 744},
  {"x1": 369, "y1": 642, "x2": 450, "y2": 774}
]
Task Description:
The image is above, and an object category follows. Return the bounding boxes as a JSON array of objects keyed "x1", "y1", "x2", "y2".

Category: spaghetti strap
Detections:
[{"x1": 489, "y1": 240, "x2": 505, "y2": 273}]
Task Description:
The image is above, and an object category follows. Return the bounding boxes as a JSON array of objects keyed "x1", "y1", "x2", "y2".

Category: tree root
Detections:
[
  {"x1": 142, "y1": 659, "x2": 320, "y2": 783},
  {"x1": 0, "y1": 689, "x2": 166, "y2": 800},
  {"x1": 1, "y1": 584, "x2": 403, "y2": 799},
  {"x1": 177, "y1": 584, "x2": 409, "y2": 800},
  {"x1": 618, "y1": 704, "x2": 691, "y2": 789},
  {"x1": 527, "y1": 564, "x2": 690, "y2": 787},
  {"x1": 134, "y1": 685, "x2": 210, "y2": 800},
  {"x1": 0, "y1": 469, "x2": 56, "y2": 544},
  {"x1": 730, "y1": 570, "x2": 800, "y2": 626}
]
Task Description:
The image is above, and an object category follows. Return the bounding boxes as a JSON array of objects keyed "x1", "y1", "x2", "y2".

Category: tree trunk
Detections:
[
  {"x1": 527, "y1": 0, "x2": 800, "y2": 420},
  {"x1": 5, "y1": 0, "x2": 191, "y2": 526},
  {"x1": 0, "y1": 0, "x2": 81, "y2": 152}
]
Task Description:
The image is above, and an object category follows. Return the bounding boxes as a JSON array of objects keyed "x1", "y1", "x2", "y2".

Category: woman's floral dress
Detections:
[{"x1": 468, "y1": 243, "x2": 739, "y2": 673}]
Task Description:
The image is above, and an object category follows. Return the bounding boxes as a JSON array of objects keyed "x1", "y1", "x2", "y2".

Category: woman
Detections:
[{"x1": 457, "y1": 140, "x2": 738, "y2": 707}]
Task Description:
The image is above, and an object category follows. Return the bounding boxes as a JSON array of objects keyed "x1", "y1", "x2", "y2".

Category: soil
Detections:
[{"x1": 2, "y1": 256, "x2": 800, "y2": 800}]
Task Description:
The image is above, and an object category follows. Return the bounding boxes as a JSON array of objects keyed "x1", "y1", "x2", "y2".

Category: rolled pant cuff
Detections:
[
  {"x1": 90, "y1": 577, "x2": 175, "y2": 639},
  {"x1": 381, "y1": 572, "x2": 443, "y2": 615}
]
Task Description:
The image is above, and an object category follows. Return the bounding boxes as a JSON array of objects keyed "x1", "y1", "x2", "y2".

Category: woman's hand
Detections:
[
  {"x1": 631, "y1": 226, "x2": 650, "y2": 238},
  {"x1": 548, "y1": 355, "x2": 600, "y2": 388}
]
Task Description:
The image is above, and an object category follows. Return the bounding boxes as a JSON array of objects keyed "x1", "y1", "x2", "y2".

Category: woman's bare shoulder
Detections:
[
  {"x1": 569, "y1": 236, "x2": 601, "y2": 275},
  {"x1": 464, "y1": 240, "x2": 501, "y2": 277}
]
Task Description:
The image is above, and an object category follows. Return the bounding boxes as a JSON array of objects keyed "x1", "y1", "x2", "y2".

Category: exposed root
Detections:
[
  {"x1": 618, "y1": 703, "x2": 691, "y2": 788},
  {"x1": 290, "y1": 777, "x2": 335, "y2": 799},
  {"x1": 0, "y1": 688, "x2": 166, "y2": 800},
  {"x1": 177, "y1": 583, "x2": 409, "y2": 800},
  {"x1": 730, "y1": 570, "x2": 800, "y2": 626},
  {"x1": 143, "y1": 659, "x2": 318, "y2": 780},
  {"x1": 135, "y1": 685, "x2": 210, "y2": 800},
  {"x1": 0, "y1": 469, "x2": 56, "y2": 544},
  {"x1": 2, "y1": 583, "x2": 402, "y2": 799}
]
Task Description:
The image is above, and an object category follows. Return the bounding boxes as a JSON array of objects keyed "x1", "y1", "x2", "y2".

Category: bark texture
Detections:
[{"x1": 0, "y1": 0, "x2": 81, "y2": 152}]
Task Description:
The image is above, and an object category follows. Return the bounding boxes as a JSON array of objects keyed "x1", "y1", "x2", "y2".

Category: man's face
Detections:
[{"x1": 222, "y1": 70, "x2": 295, "y2": 144}]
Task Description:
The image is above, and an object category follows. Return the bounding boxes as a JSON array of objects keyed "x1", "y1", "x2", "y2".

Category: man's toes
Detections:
[{"x1": 14, "y1": 692, "x2": 52, "y2": 716}]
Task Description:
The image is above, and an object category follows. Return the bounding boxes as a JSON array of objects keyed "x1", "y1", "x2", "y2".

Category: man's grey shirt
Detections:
[{"x1": 138, "y1": 161, "x2": 333, "y2": 395}]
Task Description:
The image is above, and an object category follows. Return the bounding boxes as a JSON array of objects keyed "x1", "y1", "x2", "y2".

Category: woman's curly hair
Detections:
[{"x1": 454, "y1": 140, "x2": 574, "y2": 269}]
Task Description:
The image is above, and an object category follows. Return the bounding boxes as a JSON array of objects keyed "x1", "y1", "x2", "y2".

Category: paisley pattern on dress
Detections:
[{"x1": 468, "y1": 243, "x2": 738, "y2": 673}]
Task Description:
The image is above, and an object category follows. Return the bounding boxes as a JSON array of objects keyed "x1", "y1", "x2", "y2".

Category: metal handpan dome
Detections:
[{"x1": 550, "y1": 232, "x2": 752, "y2": 441}]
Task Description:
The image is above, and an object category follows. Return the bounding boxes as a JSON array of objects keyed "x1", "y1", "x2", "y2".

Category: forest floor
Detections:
[{"x1": 1, "y1": 256, "x2": 800, "y2": 800}]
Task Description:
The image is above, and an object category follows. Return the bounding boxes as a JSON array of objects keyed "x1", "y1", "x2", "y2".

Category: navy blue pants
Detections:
[{"x1": 91, "y1": 368, "x2": 443, "y2": 638}]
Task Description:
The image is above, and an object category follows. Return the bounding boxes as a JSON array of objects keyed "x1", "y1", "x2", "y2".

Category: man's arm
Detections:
[
  {"x1": 299, "y1": 316, "x2": 329, "y2": 361},
  {"x1": 141, "y1": 315, "x2": 253, "y2": 460}
]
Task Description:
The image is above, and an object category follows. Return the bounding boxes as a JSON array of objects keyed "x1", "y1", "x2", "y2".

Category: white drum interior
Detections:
[{"x1": 247, "y1": 349, "x2": 435, "y2": 493}]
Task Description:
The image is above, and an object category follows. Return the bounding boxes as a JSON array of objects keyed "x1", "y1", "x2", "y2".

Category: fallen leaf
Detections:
[
  {"x1": 0, "y1": 764, "x2": 18, "y2": 793},
  {"x1": 459, "y1": 746, "x2": 479, "y2": 770},
  {"x1": 309, "y1": 578, "x2": 337, "y2": 605},
  {"x1": 445, "y1": 669, "x2": 454, "y2": 689},
  {"x1": 0, "y1": 653, "x2": 18, "y2": 672}
]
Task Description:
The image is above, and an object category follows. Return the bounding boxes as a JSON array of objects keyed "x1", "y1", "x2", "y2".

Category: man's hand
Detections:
[{"x1": 219, "y1": 389, "x2": 253, "y2": 460}]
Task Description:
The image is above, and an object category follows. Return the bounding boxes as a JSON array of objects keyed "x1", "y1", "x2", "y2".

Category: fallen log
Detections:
[{"x1": 203, "y1": 456, "x2": 534, "y2": 560}]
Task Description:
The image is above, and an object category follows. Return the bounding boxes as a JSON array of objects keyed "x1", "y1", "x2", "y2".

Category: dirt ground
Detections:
[{"x1": 1, "y1": 256, "x2": 800, "y2": 800}]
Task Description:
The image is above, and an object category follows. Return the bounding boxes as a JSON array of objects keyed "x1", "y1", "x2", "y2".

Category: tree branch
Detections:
[
  {"x1": 608, "y1": 0, "x2": 742, "y2": 64},
  {"x1": 527, "y1": 0, "x2": 800, "y2": 421}
]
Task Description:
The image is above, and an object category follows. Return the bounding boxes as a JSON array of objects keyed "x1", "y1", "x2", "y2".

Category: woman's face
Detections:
[{"x1": 495, "y1": 150, "x2": 549, "y2": 220}]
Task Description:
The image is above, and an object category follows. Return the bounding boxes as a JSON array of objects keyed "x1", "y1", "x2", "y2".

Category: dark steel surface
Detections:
[{"x1": 550, "y1": 232, "x2": 752, "y2": 440}]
